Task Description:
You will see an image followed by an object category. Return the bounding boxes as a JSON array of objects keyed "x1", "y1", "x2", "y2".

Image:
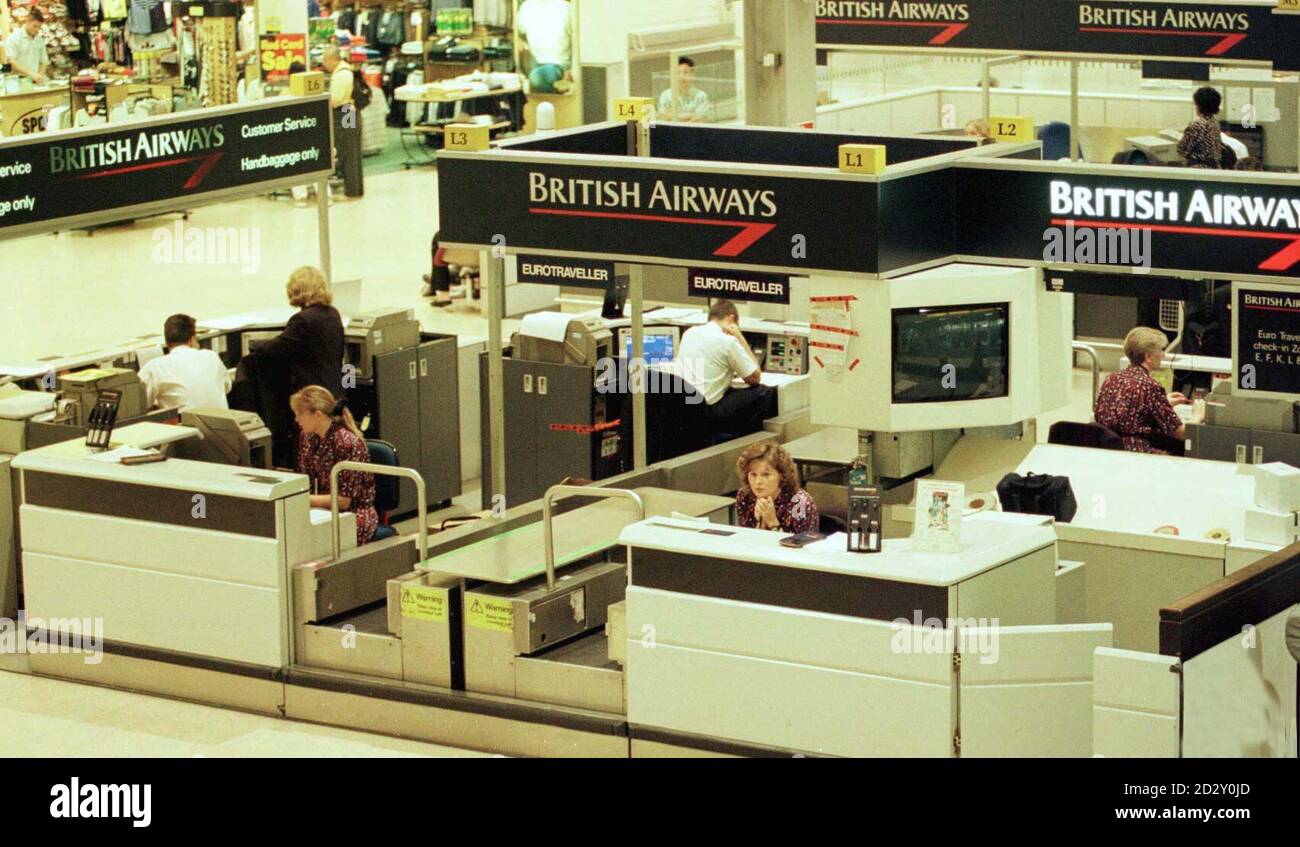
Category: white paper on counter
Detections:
[
  {"x1": 520, "y1": 311, "x2": 573, "y2": 342},
  {"x1": 86, "y1": 446, "x2": 157, "y2": 463}
]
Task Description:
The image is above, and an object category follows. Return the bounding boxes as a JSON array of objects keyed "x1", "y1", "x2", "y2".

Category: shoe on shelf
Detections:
[
  {"x1": 420, "y1": 283, "x2": 434, "y2": 297},
  {"x1": 432, "y1": 295, "x2": 453, "y2": 307},
  {"x1": 449, "y1": 284, "x2": 466, "y2": 299}
]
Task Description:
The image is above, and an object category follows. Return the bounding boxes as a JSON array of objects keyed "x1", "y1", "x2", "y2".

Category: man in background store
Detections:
[
  {"x1": 677, "y1": 300, "x2": 775, "y2": 438},
  {"x1": 139, "y1": 314, "x2": 231, "y2": 413},
  {"x1": 515, "y1": 0, "x2": 573, "y2": 94},
  {"x1": 322, "y1": 45, "x2": 364, "y2": 198},
  {"x1": 657, "y1": 56, "x2": 710, "y2": 123},
  {"x1": 4, "y1": 8, "x2": 50, "y2": 85}
]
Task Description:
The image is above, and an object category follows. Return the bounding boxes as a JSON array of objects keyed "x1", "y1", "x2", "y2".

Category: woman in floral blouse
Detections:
[
  {"x1": 1093, "y1": 327, "x2": 1193, "y2": 455},
  {"x1": 1177, "y1": 87, "x2": 1225, "y2": 169},
  {"x1": 291, "y1": 385, "x2": 378, "y2": 545},
  {"x1": 734, "y1": 443, "x2": 819, "y2": 534}
]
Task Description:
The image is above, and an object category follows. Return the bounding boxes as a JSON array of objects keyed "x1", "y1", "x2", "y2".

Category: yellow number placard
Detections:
[
  {"x1": 613, "y1": 97, "x2": 654, "y2": 123},
  {"x1": 989, "y1": 116, "x2": 1034, "y2": 143},
  {"x1": 444, "y1": 123, "x2": 491, "y2": 151},
  {"x1": 1280, "y1": 0, "x2": 1300, "y2": 11},
  {"x1": 289, "y1": 71, "x2": 325, "y2": 96},
  {"x1": 837, "y1": 143, "x2": 886, "y2": 174}
]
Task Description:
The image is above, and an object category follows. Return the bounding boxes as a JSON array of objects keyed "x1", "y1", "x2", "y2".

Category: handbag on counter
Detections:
[{"x1": 996, "y1": 472, "x2": 1078, "y2": 523}]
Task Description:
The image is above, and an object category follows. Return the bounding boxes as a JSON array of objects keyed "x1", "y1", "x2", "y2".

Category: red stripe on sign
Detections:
[
  {"x1": 814, "y1": 356, "x2": 824, "y2": 369},
  {"x1": 818, "y1": 20, "x2": 970, "y2": 44},
  {"x1": 66, "y1": 155, "x2": 207, "y2": 180},
  {"x1": 810, "y1": 295, "x2": 856, "y2": 302},
  {"x1": 530, "y1": 208, "x2": 776, "y2": 257},
  {"x1": 1245, "y1": 305, "x2": 1300, "y2": 312},
  {"x1": 849, "y1": 358, "x2": 861, "y2": 371},
  {"x1": 183, "y1": 152, "x2": 223, "y2": 189},
  {"x1": 1077, "y1": 27, "x2": 1246, "y2": 56},
  {"x1": 1048, "y1": 217, "x2": 1300, "y2": 272},
  {"x1": 809, "y1": 323, "x2": 859, "y2": 336},
  {"x1": 809, "y1": 340, "x2": 845, "y2": 351}
]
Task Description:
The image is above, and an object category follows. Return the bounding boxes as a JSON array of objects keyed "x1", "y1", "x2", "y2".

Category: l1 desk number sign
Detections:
[
  {"x1": 688, "y1": 268, "x2": 790, "y2": 304},
  {"x1": 1236, "y1": 285, "x2": 1300, "y2": 396}
]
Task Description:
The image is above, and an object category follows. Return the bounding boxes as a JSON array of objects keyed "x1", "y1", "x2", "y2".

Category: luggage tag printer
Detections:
[
  {"x1": 83, "y1": 389, "x2": 121, "y2": 451},
  {"x1": 846, "y1": 461, "x2": 882, "y2": 554}
]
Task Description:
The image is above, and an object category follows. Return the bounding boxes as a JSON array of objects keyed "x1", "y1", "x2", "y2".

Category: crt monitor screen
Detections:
[
  {"x1": 891, "y1": 303, "x2": 1010, "y2": 403},
  {"x1": 622, "y1": 330, "x2": 676, "y2": 364}
]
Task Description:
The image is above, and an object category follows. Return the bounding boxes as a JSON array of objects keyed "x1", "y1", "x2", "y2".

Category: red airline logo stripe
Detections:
[
  {"x1": 530, "y1": 207, "x2": 776, "y2": 257},
  {"x1": 183, "y1": 153, "x2": 223, "y2": 189},
  {"x1": 1077, "y1": 26, "x2": 1246, "y2": 55},
  {"x1": 66, "y1": 155, "x2": 207, "y2": 180},
  {"x1": 816, "y1": 19, "x2": 968, "y2": 45},
  {"x1": 66, "y1": 152, "x2": 224, "y2": 189},
  {"x1": 1049, "y1": 217, "x2": 1300, "y2": 272}
]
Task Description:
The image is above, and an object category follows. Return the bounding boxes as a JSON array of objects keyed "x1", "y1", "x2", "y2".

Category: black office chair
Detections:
[
  {"x1": 365, "y1": 439, "x2": 400, "y2": 541},
  {"x1": 1047, "y1": 421, "x2": 1124, "y2": 451}
]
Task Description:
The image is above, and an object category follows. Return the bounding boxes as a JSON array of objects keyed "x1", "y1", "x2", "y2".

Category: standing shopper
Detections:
[{"x1": 322, "y1": 45, "x2": 364, "y2": 198}]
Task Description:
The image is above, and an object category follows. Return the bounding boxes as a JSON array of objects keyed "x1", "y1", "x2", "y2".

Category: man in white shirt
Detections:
[
  {"x1": 322, "y1": 44, "x2": 364, "y2": 198},
  {"x1": 4, "y1": 9, "x2": 50, "y2": 85},
  {"x1": 139, "y1": 314, "x2": 231, "y2": 412},
  {"x1": 515, "y1": 0, "x2": 573, "y2": 93},
  {"x1": 657, "y1": 56, "x2": 710, "y2": 123},
  {"x1": 676, "y1": 300, "x2": 775, "y2": 435}
]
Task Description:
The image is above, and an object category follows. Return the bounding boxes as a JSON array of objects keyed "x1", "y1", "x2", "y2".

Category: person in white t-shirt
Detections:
[
  {"x1": 676, "y1": 300, "x2": 775, "y2": 435},
  {"x1": 515, "y1": 0, "x2": 573, "y2": 93},
  {"x1": 139, "y1": 314, "x2": 232, "y2": 413}
]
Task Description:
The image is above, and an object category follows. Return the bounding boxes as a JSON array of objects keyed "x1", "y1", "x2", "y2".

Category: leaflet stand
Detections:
[{"x1": 83, "y1": 390, "x2": 122, "y2": 451}]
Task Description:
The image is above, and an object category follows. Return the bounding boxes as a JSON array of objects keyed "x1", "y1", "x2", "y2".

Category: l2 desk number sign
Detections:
[{"x1": 815, "y1": 0, "x2": 1300, "y2": 70}]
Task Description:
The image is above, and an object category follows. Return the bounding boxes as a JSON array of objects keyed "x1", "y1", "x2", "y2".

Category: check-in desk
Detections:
[
  {"x1": 11, "y1": 442, "x2": 324, "y2": 710},
  {"x1": 1010, "y1": 443, "x2": 1261, "y2": 652},
  {"x1": 620, "y1": 512, "x2": 1117, "y2": 757}
]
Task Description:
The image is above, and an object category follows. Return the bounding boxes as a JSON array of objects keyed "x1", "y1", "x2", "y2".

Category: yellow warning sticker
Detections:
[
  {"x1": 400, "y1": 585, "x2": 447, "y2": 623},
  {"x1": 466, "y1": 595, "x2": 514, "y2": 633}
]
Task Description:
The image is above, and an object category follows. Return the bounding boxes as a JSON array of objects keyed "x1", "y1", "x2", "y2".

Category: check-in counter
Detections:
[
  {"x1": 12, "y1": 444, "x2": 317, "y2": 671},
  {"x1": 619, "y1": 511, "x2": 1111, "y2": 757}
]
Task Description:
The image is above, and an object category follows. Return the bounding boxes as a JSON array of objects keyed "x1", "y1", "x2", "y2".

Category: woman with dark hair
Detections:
[
  {"x1": 734, "y1": 442, "x2": 819, "y2": 534},
  {"x1": 1177, "y1": 86, "x2": 1225, "y2": 169},
  {"x1": 291, "y1": 385, "x2": 377, "y2": 545}
]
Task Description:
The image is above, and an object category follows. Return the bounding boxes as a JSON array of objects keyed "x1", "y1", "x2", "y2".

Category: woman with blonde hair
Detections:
[
  {"x1": 291, "y1": 385, "x2": 378, "y2": 545},
  {"x1": 734, "y1": 442, "x2": 819, "y2": 534},
  {"x1": 249, "y1": 266, "x2": 346, "y2": 466},
  {"x1": 1093, "y1": 326, "x2": 1191, "y2": 454}
]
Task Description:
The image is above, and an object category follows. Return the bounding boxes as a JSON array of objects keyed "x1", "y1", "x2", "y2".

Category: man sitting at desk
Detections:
[
  {"x1": 139, "y1": 314, "x2": 231, "y2": 413},
  {"x1": 677, "y1": 300, "x2": 774, "y2": 436}
]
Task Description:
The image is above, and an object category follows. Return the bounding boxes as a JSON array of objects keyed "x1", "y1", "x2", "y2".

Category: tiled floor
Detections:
[{"x1": 0, "y1": 667, "x2": 490, "y2": 758}]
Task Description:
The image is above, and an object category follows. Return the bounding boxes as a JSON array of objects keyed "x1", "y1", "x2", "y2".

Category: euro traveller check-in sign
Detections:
[
  {"x1": 0, "y1": 96, "x2": 333, "y2": 238},
  {"x1": 815, "y1": 0, "x2": 1300, "y2": 70}
]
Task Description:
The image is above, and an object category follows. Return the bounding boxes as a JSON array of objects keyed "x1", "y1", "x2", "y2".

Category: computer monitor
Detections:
[
  {"x1": 618, "y1": 327, "x2": 680, "y2": 365},
  {"x1": 891, "y1": 303, "x2": 1010, "y2": 403}
]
